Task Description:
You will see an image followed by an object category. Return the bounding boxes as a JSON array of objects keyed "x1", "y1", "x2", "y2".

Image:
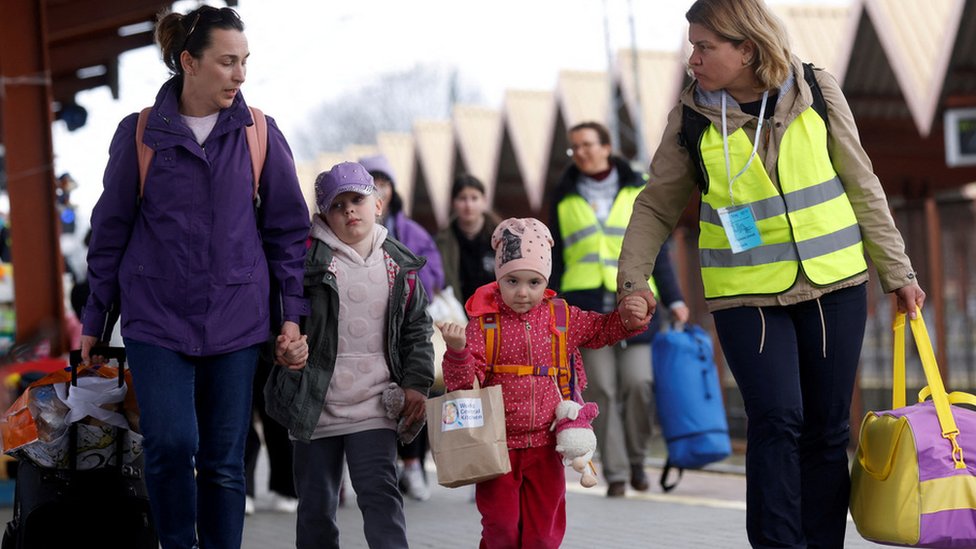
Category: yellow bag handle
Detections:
[
  {"x1": 918, "y1": 386, "x2": 976, "y2": 408},
  {"x1": 893, "y1": 309, "x2": 966, "y2": 469}
]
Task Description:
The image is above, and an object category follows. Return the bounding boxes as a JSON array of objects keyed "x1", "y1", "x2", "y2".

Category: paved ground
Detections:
[
  {"x1": 241, "y1": 457, "x2": 890, "y2": 548},
  {"x1": 0, "y1": 450, "x2": 891, "y2": 548}
]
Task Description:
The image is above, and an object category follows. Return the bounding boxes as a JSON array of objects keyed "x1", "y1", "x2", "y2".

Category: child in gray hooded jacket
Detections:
[{"x1": 265, "y1": 162, "x2": 434, "y2": 549}]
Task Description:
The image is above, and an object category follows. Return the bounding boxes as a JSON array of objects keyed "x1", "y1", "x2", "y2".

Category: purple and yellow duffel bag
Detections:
[{"x1": 851, "y1": 311, "x2": 976, "y2": 548}]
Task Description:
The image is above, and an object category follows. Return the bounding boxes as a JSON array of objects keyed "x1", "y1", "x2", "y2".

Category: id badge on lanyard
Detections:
[
  {"x1": 717, "y1": 205, "x2": 762, "y2": 253},
  {"x1": 720, "y1": 90, "x2": 769, "y2": 255}
]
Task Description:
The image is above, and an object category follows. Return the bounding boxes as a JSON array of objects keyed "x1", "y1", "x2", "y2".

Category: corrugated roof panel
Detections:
[
  {"x1": 295, "y1": 161, "x2": 318, "y2": 218},
  {"x1": 315, "y1": 152, "x2": 349, "y2": 174},
  {"x1": 942, "y1": 0, "x2": 976, "y2": 100},
  {"x1": 413, "y1": 120, "x2": 454, "y2": 228},
  {"x1": 376, "y1": 132, "x2": 416, "y2": 215},
  {"x1": 843, "y1": 9, "x2": 911, "y2": 121},
  {"x1": 557, "y1": 70, "x2": 610, "y2": 128},
  {"x1": 504, "y1": 90, "x2": 556, "y2": 212},
  {"x1": 867, "y1": 0, "x2": 965, "y2": 135},
  {"x1": 343, "y1": 145, "x2": 379, "y2": 164},
  {"x1": 616, "y1": 49, "x2": 686, "y2": 159},
  {"x1": 775, "y1": 4, "x2": 857, "y2": 80},
  {"x1": 453, "y1": 105, "x2": 503, "y2": 204}
]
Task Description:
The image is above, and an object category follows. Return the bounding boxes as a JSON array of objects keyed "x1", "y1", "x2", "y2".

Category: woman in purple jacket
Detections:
[{"x1": 80, "y1": 6, "x2": 310, "y2": 549}]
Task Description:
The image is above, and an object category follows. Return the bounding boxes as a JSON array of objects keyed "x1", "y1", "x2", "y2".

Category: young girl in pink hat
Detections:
[{"x1": 438, "y1": 217, "x2": 650, "y2": 549}]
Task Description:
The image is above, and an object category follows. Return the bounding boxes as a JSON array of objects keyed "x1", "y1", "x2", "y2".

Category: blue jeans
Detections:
[
  {"x1": 713, "y1": 284, "x2": 867, "y2": 549},
  {"x1": 124, "y1": 338, "x2": 259, "y2": 549}
]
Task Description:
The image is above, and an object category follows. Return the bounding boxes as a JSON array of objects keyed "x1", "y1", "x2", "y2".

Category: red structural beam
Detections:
[{"x1": 0, "y1": 0, "x2": 67, "y2": 356}]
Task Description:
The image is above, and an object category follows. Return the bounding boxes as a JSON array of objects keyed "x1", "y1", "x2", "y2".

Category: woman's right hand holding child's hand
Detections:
[{"x1": 437, "y1": 322, "x2": 466, "y2": 351}]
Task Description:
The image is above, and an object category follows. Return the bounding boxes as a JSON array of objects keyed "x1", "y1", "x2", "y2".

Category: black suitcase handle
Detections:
[
  {"x1": 66, "y1": 346, "x2": 129, "y2": 472},
  {"x1": 69, "y1": 346, "x2": 126, "y2": 388}
]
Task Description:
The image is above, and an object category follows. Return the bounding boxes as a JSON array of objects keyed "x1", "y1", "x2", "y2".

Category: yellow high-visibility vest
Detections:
[
  {"x1": 698, "y1": 107, "x2": 867, "y2": 298},
  {"x1": 558, "y1": 186, "x2": 658, "y2": 295}
]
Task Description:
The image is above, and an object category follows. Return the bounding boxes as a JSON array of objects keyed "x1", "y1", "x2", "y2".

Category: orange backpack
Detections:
[{"x1": 479, "y1": 298, "x2": 576, "y2": 400}]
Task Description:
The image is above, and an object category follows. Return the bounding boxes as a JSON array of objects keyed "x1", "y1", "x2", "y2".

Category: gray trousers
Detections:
[
  {"x1": 580, "y1": 343, "x2": 653, "y2": 483},
  {"x1": 292, "y1": 429, "x2": 407, "y2": 549}
]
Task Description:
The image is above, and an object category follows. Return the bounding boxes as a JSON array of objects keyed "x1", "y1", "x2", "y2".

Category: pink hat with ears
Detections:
[{"x1": 491, "y1": 217, "x2": 554, "y2": 281}]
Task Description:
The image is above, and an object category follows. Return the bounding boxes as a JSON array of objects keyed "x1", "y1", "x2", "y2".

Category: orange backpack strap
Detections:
[
  {"x1": 480, "y1": 313, "x2": 500, "y2": 368},
  {"x1": 136, "y1": 106, "x2": 268, "y2": 202},
  {"x1": 549, "y1": 298, "x2": 572, "y2": 399}
]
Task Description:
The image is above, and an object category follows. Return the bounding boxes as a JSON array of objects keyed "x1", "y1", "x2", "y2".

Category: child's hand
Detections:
[
  {"x1": 619, "y1": 291, "x2": 654, "y2": 330},
  {"x1": 401, "y1": 387, "x2": 427, "y2": 426},
  {"x1": 437, "y1": 322, "x2": 466, "y2": 350},
  {"x1": 623, "y1": 295, "x2": 648, "y2": 319},
  {"x1": 276, "y1": 334, "x2": 308, "y2": 370}
]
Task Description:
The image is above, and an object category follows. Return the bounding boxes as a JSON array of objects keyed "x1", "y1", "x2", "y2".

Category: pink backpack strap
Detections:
[
  {"x1": 245, "y1": 106, "x2": 268, "y2": 200},
  {"x1": 136, "y1": 106, "x2": 268, "y2": 201},
  {"x1": 135, "y1": 107, "x2": 153, "y2": 198}
]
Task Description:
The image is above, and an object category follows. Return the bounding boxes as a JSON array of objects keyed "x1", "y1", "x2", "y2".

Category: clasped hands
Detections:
[{"x1": 276, "y1": 320, "x2": 308, "y2": 370}]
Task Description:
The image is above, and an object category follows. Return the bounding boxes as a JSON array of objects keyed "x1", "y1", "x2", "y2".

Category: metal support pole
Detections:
[
  {"x1": 0, "y1": 0, "x2": 66, "y2": 356},
  {"x1": 626, "y1": 0, "x2": 648, "y2": 165},
  {"x1": 602, "y1": 0, "x2": 621, "y2": 147}
]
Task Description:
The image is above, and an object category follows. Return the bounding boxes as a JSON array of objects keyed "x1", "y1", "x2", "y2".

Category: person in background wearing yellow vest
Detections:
[
  {"x1": 550, "y1": 121, "x2": 690, "y2": 498},
  {"x1": 617, "y1": 1, "x2": 925, "y2": 547},
  {"x1": 439, "y1": 217, "x2": 650, "y2": 549}
]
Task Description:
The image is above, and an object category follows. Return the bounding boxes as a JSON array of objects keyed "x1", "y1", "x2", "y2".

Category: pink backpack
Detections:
[{"x1": 134, "y1": 106, "x2": 268, "y2": 199}]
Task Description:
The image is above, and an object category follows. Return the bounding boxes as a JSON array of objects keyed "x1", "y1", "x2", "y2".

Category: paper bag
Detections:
[{"x1": 425, "y1": 378, "x2": 510, "y2": 487}]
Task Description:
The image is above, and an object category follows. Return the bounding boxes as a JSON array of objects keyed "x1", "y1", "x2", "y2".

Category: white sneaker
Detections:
[
  {"x1": 244, "y1": 495, "x2": 255, "y2": 516},
  {"x1": 402, "y1": 464, "x2": 430, "y2": 501},
  {"x1": 269, "y1": 492, "x2": 299, "y2": 513}
]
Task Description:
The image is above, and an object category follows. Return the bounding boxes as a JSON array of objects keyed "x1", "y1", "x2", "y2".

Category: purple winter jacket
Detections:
[
  {"x1": 386, "y1": 211, "x2": 444, "y2": 298},
  {"x1": 82, "y1": 77, "x2": 310, "y2": 356}
]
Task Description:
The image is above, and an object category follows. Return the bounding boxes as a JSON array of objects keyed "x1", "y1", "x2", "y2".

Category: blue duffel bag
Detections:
[{"x1": 651, "y1": 324, "x2": 731, "y2": 491}]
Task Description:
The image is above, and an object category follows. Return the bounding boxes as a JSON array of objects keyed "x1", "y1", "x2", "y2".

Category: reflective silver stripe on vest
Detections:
[
  {"x1": 795, "y1": 223, "x2": 862, "y2": 260},
  {"x1": 578, "y1": 253, "x2": 601, "y2": 264},
  {"x1": 699, "y1": 222, "x2": 861, "y2": 268},
  {"x1": 564, "y1": 225, "x2": 599, "y2": 247},
  {"x1": 700, "y1": 242, "x2": 798, "y2": 268},
  {"x1": 605, "y1": 227, "x2": 627, "y2": 237},
  {"x1": 701, "y1": 177, "x2": 845, "y2": 226}
]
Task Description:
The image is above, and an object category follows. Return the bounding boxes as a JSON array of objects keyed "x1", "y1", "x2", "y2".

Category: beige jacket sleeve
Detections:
[
  {"x1": 817, "y1": 70, "x2": 916, "y2": 292},
  {"x1": 617, "y1": 104, "x2": 698, "y2": 297}
]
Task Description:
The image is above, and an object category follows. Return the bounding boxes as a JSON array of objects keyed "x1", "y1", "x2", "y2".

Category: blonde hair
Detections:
[{"x1": 686, "y1": 0, "x2": 792, "y2": 90}]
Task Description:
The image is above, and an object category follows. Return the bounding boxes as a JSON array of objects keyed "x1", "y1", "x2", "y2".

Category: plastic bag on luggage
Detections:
[{"x1": 0, "y1": 362, "x2": 142, "y2": 469}]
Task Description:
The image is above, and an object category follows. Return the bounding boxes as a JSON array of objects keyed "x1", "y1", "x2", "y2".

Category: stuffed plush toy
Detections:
[
  {"x1": 551, "y1": 400, "x2": 600, "y2": 488},
  {"x1": 382, "y1": 383, "x2": 425, "y2": 444}
]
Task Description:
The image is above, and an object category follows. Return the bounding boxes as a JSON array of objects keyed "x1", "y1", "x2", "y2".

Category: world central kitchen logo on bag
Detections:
[{"x1": 441, "y1": 398, "x2": 485, "y2": 431}]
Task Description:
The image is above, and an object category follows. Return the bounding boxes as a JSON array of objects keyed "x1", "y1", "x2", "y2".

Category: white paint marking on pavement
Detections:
[{"x1": 565, "y1": 482, "x2": 748, "y2": 511}]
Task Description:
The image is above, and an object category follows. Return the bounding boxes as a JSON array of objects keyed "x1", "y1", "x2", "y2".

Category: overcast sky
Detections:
[{"x1": 50, "y1": 0, "x2": 850, "y2": 220}]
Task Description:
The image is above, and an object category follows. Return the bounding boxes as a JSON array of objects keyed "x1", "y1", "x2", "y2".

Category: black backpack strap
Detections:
[
  {"x1": 659, "y1": 458, "x2": 684, "y2": 493},
  {"x1": 679, "y1": 64, "x2": 826, "y2": 196},
  {"x1": 802, "y1": 62, "x2": 829, "y2": 127},
  {"x1": 678, "y1": 105, "x2": 712, "y2": 195}
]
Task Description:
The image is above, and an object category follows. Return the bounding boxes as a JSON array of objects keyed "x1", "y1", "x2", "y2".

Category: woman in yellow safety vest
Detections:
[{"x1": 617, "y1": 1, "x2": 924, "y2": 547}]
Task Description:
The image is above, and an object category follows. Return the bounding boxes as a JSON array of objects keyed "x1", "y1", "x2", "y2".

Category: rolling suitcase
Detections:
[
  {"x1": 1, "y1": 347, "x2": 157, "y2": 549},
  {"x1": 651, "y1": 324, "x2": 731, "y2": 492}
]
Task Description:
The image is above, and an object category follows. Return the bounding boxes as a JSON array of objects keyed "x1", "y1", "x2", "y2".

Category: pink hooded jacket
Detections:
[{"x1": 442, "y1": 282, "x2": 641, "y2": 449}]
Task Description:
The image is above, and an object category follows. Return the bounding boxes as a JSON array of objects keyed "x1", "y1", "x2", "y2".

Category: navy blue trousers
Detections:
[{"x1": 713, "y1": 283, "x2": 866, "y2": 549}]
